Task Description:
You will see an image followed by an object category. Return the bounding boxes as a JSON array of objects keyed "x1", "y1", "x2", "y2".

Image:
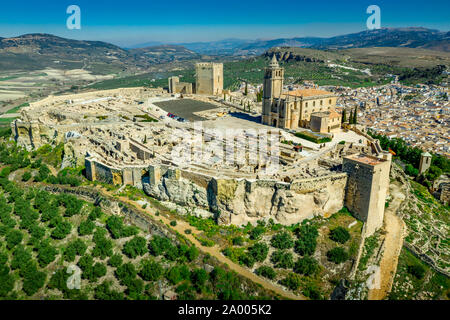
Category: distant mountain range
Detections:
[
  {"x1": 131, "y1": 27, "x2": 450, "y2": 55},
  {"x1": 0, "y1": 28, "x2": 448, "y2": 74},
  {"x1": 0, "y1": 34, "x2": 202, "y2": 73}
]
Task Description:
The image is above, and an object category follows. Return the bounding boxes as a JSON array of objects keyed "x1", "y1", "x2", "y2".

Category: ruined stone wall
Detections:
[
  {"x1": 143, "y1": 163, "x2": 348, "y2": 227},
  {"x1": 85, "y1": 157, "x2": 122, "y2": 185},
  {"x1": 12, "y1": 119, "x2": 82, "y2": 151},
  {"x1": 83, "y1": 155, "x2": 386, "y2": 232},
  {"x1": 440, "y1": 183, "x2": 450, "y2": 205},
  {"x1": 129, "y1": 139, "x2": 152, "y2": 160}
]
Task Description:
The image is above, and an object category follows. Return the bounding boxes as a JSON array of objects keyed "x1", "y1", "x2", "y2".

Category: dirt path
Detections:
[
  {"x1": 368, "y1": 182, "x2": 406, "y2": 300},
  {"x1": 98, "y1": 186, "x2": 305, "y2": 300}
]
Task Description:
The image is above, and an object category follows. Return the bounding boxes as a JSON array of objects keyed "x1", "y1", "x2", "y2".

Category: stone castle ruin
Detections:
[{"x1": 11, "y1": 86, "x2": 391, "y2": 236}]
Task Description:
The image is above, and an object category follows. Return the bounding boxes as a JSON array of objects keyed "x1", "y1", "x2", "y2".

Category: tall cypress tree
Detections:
[
  {"x1": 342, "y1": 109, "x2": 347, "y2": 124},
  {"x1": 349, "y1": 110, "x2": 353, "y2": 124},
  {"x1": 353, "y1": 107, "x2": 358, "y2": 124}
]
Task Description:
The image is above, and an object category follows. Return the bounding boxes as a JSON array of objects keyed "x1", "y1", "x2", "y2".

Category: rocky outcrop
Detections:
[{"x1": 143, "y1": 173, "x2": 347, "y2": 226}]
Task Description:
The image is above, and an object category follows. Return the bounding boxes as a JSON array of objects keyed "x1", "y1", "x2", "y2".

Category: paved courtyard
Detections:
[{"x1": 154, "y1": 99, "x2": 220, "y2": 121}]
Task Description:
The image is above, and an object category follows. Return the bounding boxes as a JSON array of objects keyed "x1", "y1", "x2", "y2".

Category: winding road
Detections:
[
  {"x1": 97, "y1": 186, "x2": 306, "y2": 300},
  {"x1": 368, "y1": 182, "x2": 406, "y2": 300}
]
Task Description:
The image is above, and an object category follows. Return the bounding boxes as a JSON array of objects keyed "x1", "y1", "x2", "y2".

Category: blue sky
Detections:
[{"x1": 0, "y1": 0, "x2": 448, "y2": 46}]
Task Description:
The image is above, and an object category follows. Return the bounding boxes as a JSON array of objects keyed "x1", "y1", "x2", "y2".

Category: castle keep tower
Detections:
[
  {"x1": 195, "y1": 62, "x2": 223, "y2": 95},
  {"x1": 262, "y1": 55, "x2": 284, "y2": 126},
  {"x1": 343, "y1": 153, "x2": 391, "y2": 236}
]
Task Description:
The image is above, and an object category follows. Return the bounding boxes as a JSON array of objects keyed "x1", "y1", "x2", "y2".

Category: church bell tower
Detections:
[{"x1": 262, "y1": 54, "x2": 284, "y2": 126}]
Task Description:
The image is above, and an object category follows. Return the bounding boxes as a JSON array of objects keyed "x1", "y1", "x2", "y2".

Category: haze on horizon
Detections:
[{"x1": 0, "y1": 0, "x2": 449, "y2": 47}]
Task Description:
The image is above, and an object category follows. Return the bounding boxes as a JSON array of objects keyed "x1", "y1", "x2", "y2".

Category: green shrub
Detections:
[
  {"x1": 294, "y1": 257, "x2": 319, "y2": 276},
  {"x1": 255, "y1": 266, "x2": 276, "y2": 280},
  {"x1": 11, "y1": 245, "x2": 32, "y2": 270},
  {"x1": 92, "y1": 229, "x2": 113, "y2": 259},
  {"x1": 302, "y1": 282, "x2": 323, "y2": 300},
  {"x1": 232, "y1": 236, "x2": 244, "y2": 246},
  {"x1": 186, "y1": 246, "x2": 199, "y2": 262},
  {"x1": 164, "y1": 244, "x2": 179, "y2": 261},
  {"x1": 64, "y1": 239, "x2": 87, "y2": 262},
  {"x1": 106, "y1": 215, "x2": 138, "y2": 239},
  {"x1": 148, "y1": 236, "x2": 172, "y2": 256},
  {"x1": 327, "y1": 247, "x2": 349, "y2": 264},
  {"x1": 94, "y1": 281, "x2": 125, "y2": 300},
  {"x1": 295, "y1": 132, "x2": 331, "y2": 144},
  {"x1": 294, "y1": 224, "x2": 318, "y2": 256},
  {"x1": 115, "y1": 262, "x2": 137, "y2": 286},
  {"x1": 239, "y1": 253, "x2": 256, "y2": 268},
  {"x1": 93, "y1": 262, "x2": 107, "y2": 279},
  {"x1": 404, "y1": 164, "x2": 419, "y2": 177},
  {"x1": 280, "y1": 273, "x2": 302, "y2": 291},
  {"x1": 22, "y1": 171, "x2": 32, "y2": 182},
  {"x1": 122, "y1": 236, "x2": 147, "y2": 259},
  {"x1": 37, "y1": 241, "x2": 58, "y2": 267},
  {"x1": 6, "y1": 229, "x2": 23, "y2": 249},
  {"x1": 270, "y1": 231, "x2": 294, "y2": 249},
  {"x1": 270, "y1": 250, "x2": 294, "y2": 269},
  {"x1": 329, "y1": 227, "x2": 351, "y2": 244},
  {"x1": 166, "y1": 266, "x2": 183, "y2": 285},
  {"x1": 248, "y1": 242, "x2": 269, "y2": 262},
  {"x1": 21, "y1": 261, "x2": 46, "y2": 296},
  {"x1": 223, "y1": 247, "x2": 245, "y2": 263},
  {"x1": 108, "y1": 254, "x2": 123, "y2": 268},
  {"x1": 51, "y1": 220, "x2": 72, "y2": 239},
  {"x1": 78, "y1": 220, "x2": 95, "y2": 236},
  {"x1": 191, "y1": 268, "x2": 208, "y2": 291},
  {"x1": 407, "y1": 264, "x2": 426, "y2": 279},
  {"x1": 139, "y1": 260, "x2": 163, "y2": 281},
  {"x1": 195, "y1": 235, "x2": 215, "y2": 247},
  {"x1": 249, "y1": 225, "x2": 265, "y2": 240},
  {"x1": 170, "y1": 220, "x2": 177, "y2": 227}
]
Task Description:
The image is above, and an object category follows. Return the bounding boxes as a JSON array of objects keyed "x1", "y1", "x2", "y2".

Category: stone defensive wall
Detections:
[
  {"x1": 25, "y1": 87, "x2": 162, "y2": 110},
  {"x1": 85, "y1": 154, "x2": 348, "y2": 226}
]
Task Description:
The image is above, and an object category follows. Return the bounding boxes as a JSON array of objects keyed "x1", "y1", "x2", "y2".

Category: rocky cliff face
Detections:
[{"x1": 143, "y1": 174, "x2": 347, "y2": 226}]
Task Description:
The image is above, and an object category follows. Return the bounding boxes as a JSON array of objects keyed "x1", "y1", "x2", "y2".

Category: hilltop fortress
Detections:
[{"x1": 11, "y1": 62, "x2": 392, "y2": 236}]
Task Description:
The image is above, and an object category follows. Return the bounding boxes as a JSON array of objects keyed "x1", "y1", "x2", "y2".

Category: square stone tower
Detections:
[
  {"x1": 419, "y1": 152, "x2": 432, "y2": 174},
  {"x1": 343, "y1": 153, "x2": 391, "y2": 236},
  {"x1": 195, "y1": 62, "x2": 223, "y2": 95},
  {"x1": 168, "y1": 76, "x2": 179, "y2": 93}
]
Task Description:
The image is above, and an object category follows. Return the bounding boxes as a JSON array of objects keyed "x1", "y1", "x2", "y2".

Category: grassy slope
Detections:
[{"x1": 0, "y1": 140, "x2": 275, "y2": 300}]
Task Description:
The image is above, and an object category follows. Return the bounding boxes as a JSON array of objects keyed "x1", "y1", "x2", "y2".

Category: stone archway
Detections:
[{"x1": 272, "y1": 118, "x2": 277, "y2": 127}]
